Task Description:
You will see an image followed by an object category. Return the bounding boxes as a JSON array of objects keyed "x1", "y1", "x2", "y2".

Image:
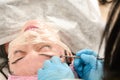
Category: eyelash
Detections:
[{"x1": 11, "y1": 57, "x2": 24, "y2": 64}]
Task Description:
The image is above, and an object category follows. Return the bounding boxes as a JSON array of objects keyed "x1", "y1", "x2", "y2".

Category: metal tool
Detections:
[
  {"x1": 60, "y1": 55, "x2": 104, "y2": 60},
  {"x1": 39, "y1": 53, "x2": 104, "y2": 60},
  {"x1": 60, "y1": 55, "x2": 80, "y2": 58}
]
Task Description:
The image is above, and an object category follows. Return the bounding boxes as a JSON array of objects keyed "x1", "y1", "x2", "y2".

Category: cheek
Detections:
[{"x1": 9, "y1": 55, "x2": 50, "y2": 76}]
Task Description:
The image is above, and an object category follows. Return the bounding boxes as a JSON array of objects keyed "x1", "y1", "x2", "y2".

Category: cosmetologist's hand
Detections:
[
  {"x1": 38, "y1": 56, "x2": 75, "y2": 80},
  {"x1": 74, "y1": 49, "x2": 103, "y2": 80}
]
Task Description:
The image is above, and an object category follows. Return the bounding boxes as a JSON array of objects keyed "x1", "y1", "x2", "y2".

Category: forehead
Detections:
[
  {"x1": 9, "y1": 31, "x2": 39, "y2": 46},
  {"x1": 10, "y1": 30, "x2": 59, "y2": 45},
  {"x1": 8, "y1": 29, "x2": 62, "y2": 53}
]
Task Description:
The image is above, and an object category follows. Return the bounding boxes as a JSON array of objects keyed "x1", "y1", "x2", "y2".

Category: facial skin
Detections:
[
  {"x1": 8, "y1": 20, "x2": 70, "y2": 76},
  {"x1": 9, "y1": 42, "x2": 65, "y2": 76}
]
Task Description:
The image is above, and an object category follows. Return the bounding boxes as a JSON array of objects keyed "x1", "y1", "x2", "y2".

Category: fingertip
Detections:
[
  {"x1": 38, "y1": 68, "x2": 43, "y2": 77},
  {"x1": 74, "y1": 58, "x2": 80, "y2": 66},
  {"x1": 84, "y1": 49, "x2": 97, "y2": 57},
  {"x1": 74, "y1": 58, "x2": 83, "y2": 70},
  {"x1": 76, "y1": 49, "x2": 97, "y2": 57},
  {"x1": 43, "y1": 60, "x2": 51, "y2": 69},
  {"x1": 51, "y1": 56, "x2": 61, "y2": 64},
  {"x1": 76, "y1": 49, "x2": 91, "y2": 56},
  {"x1": 81, "y1": 54, "x2": 96, "y2": 64},
  {"x1": 38, "y1": 68, "x2": 42, "y2": 74}
]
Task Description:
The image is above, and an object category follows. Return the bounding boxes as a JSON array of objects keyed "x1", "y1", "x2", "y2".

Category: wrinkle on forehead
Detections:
[{"x1": 10, "y1": 22, "x2": 60, "y2": 45}]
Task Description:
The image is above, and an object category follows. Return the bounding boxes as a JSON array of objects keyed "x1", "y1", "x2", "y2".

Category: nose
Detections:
[{"x1": 26, "y1": 50, "x2": 40, "y2": 59}]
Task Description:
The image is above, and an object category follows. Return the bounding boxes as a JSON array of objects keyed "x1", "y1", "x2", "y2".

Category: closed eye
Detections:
[
  {"x1": 11, "y1": 57, "x2": 24, "y2": 64},
  {"x1": 38, "y1": 54, "x2": 53, "y2": 58},
  {"x1": 40, "y1": 45, "x2": 51, "y2": 49},
  {"x1": 39, "y1": 45, "x2": 52, "y2": 52}
]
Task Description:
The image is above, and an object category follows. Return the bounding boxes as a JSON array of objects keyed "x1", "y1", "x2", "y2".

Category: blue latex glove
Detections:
[
  {"x1": 74, "y1": 49, "x2": 103, "y2": 80},
  {"x1": 38, "y1": 56, "x2": 75, "y2": 80}
]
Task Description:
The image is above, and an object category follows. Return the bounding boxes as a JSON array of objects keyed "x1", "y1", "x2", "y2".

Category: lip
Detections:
[{"x1": 24, "y1": 25, "x2": 38, "y2": 31}]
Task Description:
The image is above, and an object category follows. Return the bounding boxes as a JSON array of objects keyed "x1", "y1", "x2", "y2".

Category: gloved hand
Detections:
[
  {"x1": 74, "y1": 49, "x2": 103, "y2": 80},
  {"x1": 38, "y1": 56, "x2": 75, "y2": 80}
]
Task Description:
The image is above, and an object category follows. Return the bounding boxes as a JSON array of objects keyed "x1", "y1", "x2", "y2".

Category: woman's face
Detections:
[
  {"x1": 9, "y1": 42, "x2": 65, "y2": 76},
  {"x1": 8, "y1": 20, "x2": 66, "y2": 76}
]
